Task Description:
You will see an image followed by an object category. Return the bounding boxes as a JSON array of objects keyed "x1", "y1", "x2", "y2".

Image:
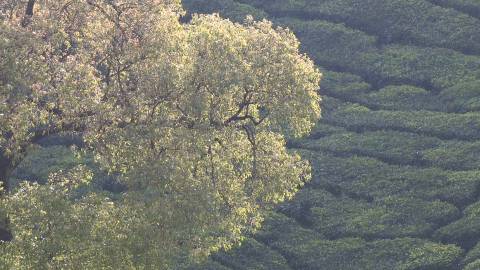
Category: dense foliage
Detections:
[{"x1": 0, "y1": 0, "x2": 321, "y2": 268}]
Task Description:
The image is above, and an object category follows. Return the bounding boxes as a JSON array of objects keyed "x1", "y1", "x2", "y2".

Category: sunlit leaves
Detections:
[{"x1": 0, "y1": 1, "x2": 321, "y2": 268}]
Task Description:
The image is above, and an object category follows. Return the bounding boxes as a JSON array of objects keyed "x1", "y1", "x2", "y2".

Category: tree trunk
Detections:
[
  {"x1": 0, "y1": 152, "x2": 12, "y2": 193},
  {"x1": 0, "y1": 151, "x2": 12, "y2": 241},
  {"x1": 21, "y1": 0, "x2": 36, "y2": 27}
]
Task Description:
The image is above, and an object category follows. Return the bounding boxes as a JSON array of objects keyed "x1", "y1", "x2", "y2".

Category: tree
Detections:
[{"x1": 0, "y1": 0, "x2": 321, "y2": 268}]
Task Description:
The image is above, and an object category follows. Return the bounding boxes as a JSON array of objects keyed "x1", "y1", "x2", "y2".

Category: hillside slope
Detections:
[{"x1": 183, "y1": 1, "x2": 480, "y2": 269}]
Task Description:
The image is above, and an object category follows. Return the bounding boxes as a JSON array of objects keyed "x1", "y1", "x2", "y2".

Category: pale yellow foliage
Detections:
[{"x1": 0, "y1": 1, "x2": 321, "y2": 269}]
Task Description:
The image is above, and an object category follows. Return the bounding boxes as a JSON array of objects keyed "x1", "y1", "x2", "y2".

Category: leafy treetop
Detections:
[{"x1": 0, "y1": 0, "x2": 321, "y2": 268}]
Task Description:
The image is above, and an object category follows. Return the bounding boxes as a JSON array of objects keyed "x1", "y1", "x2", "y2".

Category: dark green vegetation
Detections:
[{"x1": 181, "y1": 0, "x2": 480, "y2": 269}]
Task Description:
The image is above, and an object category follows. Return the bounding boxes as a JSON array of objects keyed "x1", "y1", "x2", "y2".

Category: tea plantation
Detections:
[
  {"x1": 181, "y1": 0, "x2": 480, "y2": 269},
  {"x1": 10, "y1": 0, "x2": 480, "y2": 269}
]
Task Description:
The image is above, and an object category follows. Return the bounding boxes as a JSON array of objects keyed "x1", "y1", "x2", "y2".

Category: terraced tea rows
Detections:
[{"x1": 182, "y1": 0, "x2": 480, "y2": 269}]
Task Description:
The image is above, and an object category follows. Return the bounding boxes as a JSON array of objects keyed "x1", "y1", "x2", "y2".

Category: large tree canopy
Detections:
[{"x1": 0, "y1": 0, "x2": 321, "y2": 268}]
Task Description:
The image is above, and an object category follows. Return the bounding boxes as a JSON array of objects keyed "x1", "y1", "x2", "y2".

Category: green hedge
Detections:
[
  {"x1": 381, "y1": 239, "x2": 462, "y2": 270},
  {"x1": 323, "y1": 100, "x2": 480, "y2": 140},
  {"x1": 299, "y1": 150, "x2": 480, "y2": 206},
  {"x1": 360, "y1": 85, "x2": 442, "y2": 111},
  {"x1": 267, "y1": 233, "x2": 462, "y2": 269},
  {"x1": 464, "y1": 241, "x2": 480, "y2": 266},
  {"x1": 439, "y1": 80, "x2": 480, "y2": 113},
  {"x1": 254, "y1": 212, "x2": 324, "y2": 245},
  {"x1": 274, "y1": 18, "x2": 377, "y2": 68},
  {"x1": 188, "y1": 260, "x2": 231, "y2": 270},
  {"x1": 239, "y1": 0, "x2": 480, "y2": 54},
  {"x1": 296, "y1": 129, "x2": 480, "y2": 171},
  {"x1": 212, "y1": 238, "x2": 291, "y2": 270},
  {"x1": 320, "y1": 70, "x2": 372, "y2": 100},
  {"x1": 422, "y1": 140, "x2": 480, "y2": 170},
  {"x1": 256, "y1": 215, "x2": 462, "y2": 270},
  {"x1": 271, "y1": 18, "x2": 480, "y2": 91},
  {"x1": 427, "y1": 0, "x2": 480, "y2": 19},
  {"x1": 296, "y1": 130, "x2": 442, "y2": 165},
  {"x1": 357, "y1": 45, "x2": 480, "y2": 90},
  {"x1": 302, "y1": 123, "x2": 347, "y2": 140},
  {"x1": 464, "y1": 260, "x2": 480, "y2": 270},
  {"x1": 434, "y1": 202, "x2": 480, "y2": 249},
  {"x1": 321, "y1": 74, "x2": 443, "y2": 112},
  {"x1": 280, "y1": 188, "x2": 459, "y2": 239},
  {"x1": 311, "y1": 197, "x2": 458, "y2": 240},
  {"x1": 270, "y1": 236, "x2": 366, "y2": 270},
  {"x1": 281, "y1": 18, "x2": 480, "y2": 90}
]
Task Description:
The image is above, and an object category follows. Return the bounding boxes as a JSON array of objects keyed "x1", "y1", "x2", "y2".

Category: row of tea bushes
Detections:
[
  {"x1": 277, "y1": 17, "x2": 480, "y2": 91},
  {"x1": 255, "y1": 213, "x2": 463, "y2": 270},
  {"x1": 212, "y1": 238, "x2": 292, "y2": 270},
  {"x1": 465, "y1": 260, "x2": 480, "y2": 270},
  {"x1": 295, "y1": 130, "x2": 442, "y2": 166},
  {"x1": 422, "y1": 140, "x2": 480, "y2": 171},
  {"x1": 464, "y1": 242, "x2": 480, "y2": 267},
  {"x1": 320, "y1": 70, "x2": 448, "y2": 112},
  {"x1": 358, "y1": 85, "x2": 441, "y2": 112},
  {"x1": 151, "y1": 214, "x2": 303, "y2": 270},
  {"x1": 189, "y1": 260, "x2": 230, "y2": 270},
  {"x1": 322, "y1": 70, "x2": 480, "y2": 114},
  {"x1": 274, "y1": 17, "x2": 376, "y2": 71},
  {"x1": 255, "y1": 213, "x2": 368, "y2": 270},
  {"x1": 296, "y1": 129, "x2": 480, "y2": 171},
  {"x1": 299, "y1": 150, "x2": 480, "y2": 207},
  {"x1": 439, "y1": 80, "x2": 480, "y2": 113},
  {"x1": 427, "y1": 0, "x2": 480, "y2": 19},
  {"x1": 323, "y1": 98, "x2": 480, "y2": 140},
  {"x1": 239, "y1": 0, "x2": 480, "y2": 54},
  {"x1": 310, "y1": 197, "x2": 456, "y2": 240},
  {"x1": 357, "y1": 45, "x2": 480, "y2": 91},
  {"x1": 435, "y1": 202, "x2": 480, "y2": 249},
  {"x1": 320, "y1": 70, "x2": 372, "y2": 99},
  {"x1": 361, "y1": 81, "x2": 480, "y2": 114},
  {"x1": 301, "y1": 123, "x2": 347, "y2": 140},
  {"x1": 279, "y1": 188, "x2": 459, "y2": 239}
]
